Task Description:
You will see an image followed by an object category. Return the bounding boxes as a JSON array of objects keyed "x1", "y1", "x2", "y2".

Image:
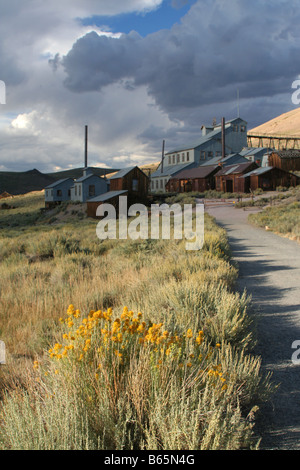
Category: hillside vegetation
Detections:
[{"x1": 0, "y1": 192, "x2": 273, "y2": 450}]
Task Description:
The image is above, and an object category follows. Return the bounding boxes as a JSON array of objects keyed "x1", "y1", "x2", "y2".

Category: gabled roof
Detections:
[
  {"x1": 239, "y1": 147, "x2": 272, "y2": 157},
  {"x1": 151, "y1": 162, "x2": 195, "y2": 178},
  {"x1": 169, "y1": 165, "x2": 218, "y2": 180},
  {"x1": 165, "y1": 117, "x2": 247, "y2": 155},
  {"x1": 240, "y1": 166, "x2": 274, "y2": 178},
  {"x1": 75, "y1": 173, "x2": 102, "y2": 183},
  {"x1": 271, "y1": 150, "x2": 300, "y2": 159},
  {"x1": 215, "y1": 162, "x2": 257, "y2": 176},
  {"x1": 108, "y1": 167, "x2": 136, "y2": 179},
  {"x1": 45, "y1": 178, "x2": 74, "y2": 189},
  {"x1": 201, "y1": 153, "x2": 248, "y2": 167},
  {"x1": 87, "y1": 190, "x2": 128, "y2": 202},
  {"x1": 165, "y1": 126, "x2": 231, "y2": 155}
]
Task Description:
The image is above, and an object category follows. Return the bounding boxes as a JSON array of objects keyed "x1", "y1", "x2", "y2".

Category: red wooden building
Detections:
[
  {"x1": 165, "y1": 165, "x2": 219, "y2": 193},
  {"x1": 108, "y1": 166, "x2": 149, "y2": 203},
  {"x1": 214, "y1": 161, "x2": 258, "y2": 193},
  {"x1": 86, "y1": 166, "x2": 149, "y2": 218},
  {"x1": 268, "y1": 150, "x2": 300, "y2": 172},
  {"x1": 240, "y1": 166, "x2": 300, "y2": 191}
]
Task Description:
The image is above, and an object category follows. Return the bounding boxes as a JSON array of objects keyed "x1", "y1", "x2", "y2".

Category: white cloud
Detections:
[{"x1": 0, "y1": 0, "x2": 299, "y2": 173}]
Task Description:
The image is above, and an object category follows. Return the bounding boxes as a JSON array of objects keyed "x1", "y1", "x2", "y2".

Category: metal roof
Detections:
[
  {"x1": 108, "y1": 167, "x2": 136, "y2": 179},
  {"x1": 239, "y1": 147, "x2": 271, "y2": 157},
  {"x1": 87, "y1": 190, "x2": 128, "y2": 202},
  {"x1": 75, "y1": 173, "x2": 103, "y2": 183},
  {"x1": 169, "y1": 165, "x2": 218, "y2": 180},
  {"x1": 45, "y1": 178, "x2": 73, "y2": 189},
  {"x1": 272, "y1": 150, "x2": 300, "y2": 159},
  {"x1": 165, "y1": 125, "x2": 231, "y2": 155},
  {"x1": 151, "y1": 162, "x2": 195, "y2": 178},
  {"x1": 215, "y1": 161, "x2": 256, "y2": 176},
  {"x1": 240, "y1": 166, "x2": 274, "y2": 178},
  {"x1": 201, "y1": 153, "x2": 248, "y2": 167}
]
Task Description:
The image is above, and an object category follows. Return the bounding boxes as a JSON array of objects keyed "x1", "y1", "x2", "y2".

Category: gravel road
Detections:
[{"x1": 204, "y1": 201, "x2": 300, "y2": 450}]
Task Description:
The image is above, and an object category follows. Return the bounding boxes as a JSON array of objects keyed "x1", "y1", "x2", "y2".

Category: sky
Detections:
[{"x1": 0, "y1": 0, "x2": 300, "y2": 173}]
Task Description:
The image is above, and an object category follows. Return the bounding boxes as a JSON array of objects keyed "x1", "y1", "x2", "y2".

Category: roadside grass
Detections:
[
  {"x1": 248, "y1": 185, "x2": 300, "y2": 241},
  {"x1": 0, "y1": 191, "x2": 274, "y2": 450}
]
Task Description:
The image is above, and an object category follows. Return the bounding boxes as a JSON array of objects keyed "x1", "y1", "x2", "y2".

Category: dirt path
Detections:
[{"x1": 204, "y1": 201, "x2": 300, "y2": 450}]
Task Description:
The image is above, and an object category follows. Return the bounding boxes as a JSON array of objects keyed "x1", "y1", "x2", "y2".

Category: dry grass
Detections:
[{"x1": 0, "y1": 192, "x2": 274, "y2": 450}]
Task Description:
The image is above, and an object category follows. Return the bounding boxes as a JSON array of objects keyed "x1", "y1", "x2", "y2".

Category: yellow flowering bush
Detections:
[{"x1": 46, "y1": 304, "x2": 227, "y2": 393}]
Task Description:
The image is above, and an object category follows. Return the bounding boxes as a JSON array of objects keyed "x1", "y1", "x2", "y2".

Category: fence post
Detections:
[{"x1": 0, "y1": 341, "x2": 6, "y2": 365}]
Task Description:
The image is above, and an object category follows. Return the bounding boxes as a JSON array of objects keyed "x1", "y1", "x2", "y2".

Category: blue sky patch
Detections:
[{"x1": 80, "y1": 0, "x2": 197, "y2": 37}]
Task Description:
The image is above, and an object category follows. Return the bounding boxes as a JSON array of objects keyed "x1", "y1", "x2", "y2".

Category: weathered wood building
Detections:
[
  {"x1": 165, "y1": 165, "x2": 219, "y2": 193},
  {"x1": 268, "y1": 150, "x2": 300, "y2": 172},
  {"x1": 86, "y1": 190, "x2": 128, "y2": 218},
  {"x1": 240, "y1": 166, "x2": 300, "y2": 191},
  {"x1": 214, "y1": 162, "x2": 258, "y2": 193},
  {"x1": 86, "y1": 166, "x2": 149, "y2": 218},
  {"x1": 108, "y1": 166, "x2": 149, "y2": 204}
]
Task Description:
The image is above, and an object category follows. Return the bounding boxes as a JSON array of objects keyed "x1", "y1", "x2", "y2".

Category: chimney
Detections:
[
  {"x1": 161, "y1": 139, "x2": 165, "y2": 174},
  {"x1": 84, "y1": 125, "x2": 88, "y2": 168},
  {"x1": 201, "y1": 125, "x2": 213, "y2": 136},
  {"x1": 221, "y1": 117, "x2": 225, "y2": 161}
]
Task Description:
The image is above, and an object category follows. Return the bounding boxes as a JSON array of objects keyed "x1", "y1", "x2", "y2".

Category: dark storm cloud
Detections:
[{"x1": 61, "y1": 0, "x2": 300, "y2": 115}]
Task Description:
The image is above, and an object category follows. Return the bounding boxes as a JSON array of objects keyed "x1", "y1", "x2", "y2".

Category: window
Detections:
[
  {"x1": 208, "y1": 151, "x2": 213, "y2": 158},
  {"x1": 160, "y1": 179, "x2": 163, "y2": 189},
  {"x1": 241, "y1": 125, "x2": 246, "y2": 132},
  {"x1": 168, "y1": 155, "x2": 171, "y2": 164},
  {"x1": 177, "y1": 154, "x2": 180, "y2": 163},
  {"x1": 187, "y1": 152, "x2": 190, "y2": 161},
  {"x1": 75, "y1": 186, "x2": 77, "y2": 196},
  {"x1": 151, "y1": 180, "x2": 154, "y2": 189},
  {"x1": 132, "y1": 178, "x2": 138, "y2": 191},
  {"x1": 68, "y1": 189, "x2": 71, "y2": 197},
  {"x1": 156, "y1": 180, "x2": 158, "y2": 189},
  {"x1": 79, "y1": 185, "x2": 81, "y2": 196},
  {"x1": 46, "y1": 190, "x2": 48, "y2": 197},
  {"x1": 172, "y1": 155, "x2": 175, "y2": 164},
  {"x1": 89, "y1": 185, "x2": 95, "y2": 197},
  {"x1": 182, "y1": 153, "x2": 185, "y2": 162},
  {"x1": 200, "y1": 151, "x2": 206, "y2": 160},
  {"x1": 57, "y1": 189, "x2": 62, "y2": 197}
]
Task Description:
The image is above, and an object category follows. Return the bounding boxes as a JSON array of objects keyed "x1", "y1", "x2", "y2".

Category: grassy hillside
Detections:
[
  {"x1": 47, "y1": 166, "x2": 120, "y2": 181},
  {"x1": 0, "y1": 169, "x2": 56, "y2": 196}
]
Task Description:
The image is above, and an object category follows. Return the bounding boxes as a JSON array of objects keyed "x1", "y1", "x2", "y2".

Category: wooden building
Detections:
[
  {"x1": 44, "y1": 177, "x2": 74, "y2": 209},
  {"x1": 108, "y1": 166, "x2": 149, "y2": 204},
  {"x1": 240, "y1": 166, "x2": 300, "y2": 192},
  {"x1": 165, "y1": 165, "x2": 219, "y2": 193},
  {"x1": 70, "y1": 168, "x2": 108, "y2": 203},
  {"x1": 214, "y1": 162, "x2": 258, "y2": 193},
  {"x1": 86, "y1": 190, "x2": 128, "y2": 218},
  {"x1": 268, "y1": 150, "x2": 300, "y2": 172}
]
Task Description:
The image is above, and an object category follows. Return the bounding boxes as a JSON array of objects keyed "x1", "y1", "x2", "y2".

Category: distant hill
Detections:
[
  {"x1": 0, "y1": 169, "x2": 56, "y2": 196},
  {"x1": 47, "y1": 166, "x2": 119, "y2": 181},
  {"x1": 0, "y1": 167, "x2": 120, "y2": 196},
  {"x1": 248, "y1": 108, "x2": 300, "y2": 149},
  {"x1": 0, "y1": 164, "x2": 160, "y2": 196}
]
